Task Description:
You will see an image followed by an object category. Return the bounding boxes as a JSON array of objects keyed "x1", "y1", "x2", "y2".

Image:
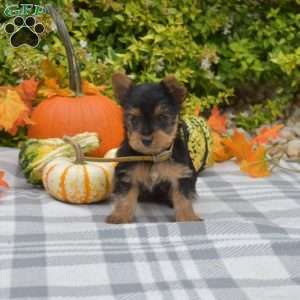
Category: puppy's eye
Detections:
[
  {"x1": 130, "y1": 115, "x2": 140, "y2": 127},
  {"x1": 157, "y1": 115, "x2": 164, "y2": 122},
  {"x1": 155, "y1": 115, "x2": 168, "y2": 126}
]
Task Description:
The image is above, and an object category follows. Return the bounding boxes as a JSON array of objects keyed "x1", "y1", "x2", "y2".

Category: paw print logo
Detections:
[{"x1": 4, "y1": 16, "x2": 44, "y2": 48}]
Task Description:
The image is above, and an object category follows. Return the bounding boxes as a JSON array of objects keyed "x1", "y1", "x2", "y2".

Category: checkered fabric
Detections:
[{"x1": 1, "y1": 147, "x2": 300, "y2": 300}]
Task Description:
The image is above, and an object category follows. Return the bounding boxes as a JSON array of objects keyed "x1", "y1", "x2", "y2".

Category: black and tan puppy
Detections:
[{"x1": 106, "y1": 73, "x2": 202, "y2": 223}]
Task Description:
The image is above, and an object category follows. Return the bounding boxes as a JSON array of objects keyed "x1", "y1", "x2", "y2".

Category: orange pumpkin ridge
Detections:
[
  {"x1": 60, "y1": 165, "x2": 72, "y2": 202},
  {"x1": 83, "y1": 165, "x2": 90, "y2": 203}
]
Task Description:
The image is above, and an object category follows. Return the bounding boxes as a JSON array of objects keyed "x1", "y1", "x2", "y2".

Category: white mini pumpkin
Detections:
[{"x1": 42, "y1": 138, "x2": 117, "y2": 204}]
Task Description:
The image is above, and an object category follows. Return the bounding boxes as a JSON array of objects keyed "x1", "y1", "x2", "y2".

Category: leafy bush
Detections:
[{"x1": 0, "y1": 0, "x2": 300, "y2": 146}]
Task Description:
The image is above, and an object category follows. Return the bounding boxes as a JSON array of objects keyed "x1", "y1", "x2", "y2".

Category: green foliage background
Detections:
[{"x1": 1, "y1": 0, "x2": 300, "y2": 146}]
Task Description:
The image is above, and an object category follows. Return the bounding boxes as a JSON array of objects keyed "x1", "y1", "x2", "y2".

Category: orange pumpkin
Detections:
[
  {"x1": 28, "y1": 95, "x2": 123, "y2": 156},
  {"x1": 28, "y1": 5, "x2": 124, "y2": 157}
]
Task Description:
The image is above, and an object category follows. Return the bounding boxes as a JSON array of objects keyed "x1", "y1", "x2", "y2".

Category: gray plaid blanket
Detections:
[{"x1": 1, "y1": 146, "x2": 300, "y2": 300}]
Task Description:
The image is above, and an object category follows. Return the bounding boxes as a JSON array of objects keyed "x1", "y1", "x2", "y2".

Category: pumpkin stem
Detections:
[
  {"x1": 63, "y1": 136, "x2": 85, "y2": 164},
  {"x1": 47, "y1": 4, "x2": 82, "y2": 96}
]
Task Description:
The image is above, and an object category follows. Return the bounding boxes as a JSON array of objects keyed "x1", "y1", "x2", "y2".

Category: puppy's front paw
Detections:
[
  {"x1": 175, "y1": 210, "x2": 203, "y2": 222},
  {"x1": 106, "y1": 213, "x2": 134, "y2": 224}
]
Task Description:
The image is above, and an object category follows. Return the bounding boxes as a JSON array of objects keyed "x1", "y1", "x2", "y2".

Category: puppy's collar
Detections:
[
  {"x1": 85, "y1": 143, "x2": 174, "y2": 163},
  {"x1": 151, "y1": 143, "x2": 174, "y2": 163}
]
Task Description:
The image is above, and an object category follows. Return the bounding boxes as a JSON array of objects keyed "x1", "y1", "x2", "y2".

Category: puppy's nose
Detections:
[{"x1": 142, "y1": 136, "x2": 153, "y2": 146}]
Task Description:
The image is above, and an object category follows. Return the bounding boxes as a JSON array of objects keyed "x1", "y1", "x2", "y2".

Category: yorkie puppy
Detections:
[{"x1": 106, "y1": 73, "x2": 202, "y2": 223}]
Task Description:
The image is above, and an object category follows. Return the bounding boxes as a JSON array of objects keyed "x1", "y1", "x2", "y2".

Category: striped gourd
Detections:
[
  {"x1": 42, "y1": 138, "x2": 117, "y2": 204},
  {"x1": 19, "y1": 132, "x2": 100, "y2": 185}
]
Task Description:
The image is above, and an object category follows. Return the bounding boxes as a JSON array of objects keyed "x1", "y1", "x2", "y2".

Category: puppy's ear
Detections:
[
  {"x1": 161, "y1": 75, "x2": 187, "y2": 104},
  {"x1": 112, "y1": 72, "x2": 133, "y2": 104}
]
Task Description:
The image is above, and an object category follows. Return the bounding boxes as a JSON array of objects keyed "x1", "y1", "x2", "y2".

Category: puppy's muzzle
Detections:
[{"x1": 142, "y1": 135, "x2": 153, "y2": 146}]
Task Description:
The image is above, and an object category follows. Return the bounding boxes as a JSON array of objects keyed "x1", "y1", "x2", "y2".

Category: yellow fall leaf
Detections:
[
  {"x1": 82, "y1": 80, "x2": 106, "y2": 95},
  {"x1": 38, "y1": 78, "x2": 74, "y2": 98},
  {"x1": 41, "y1": 59, "x2": 63, "y2": 81},
  {"x1": 0, "y1": 89, "x2": 33, "y2": 135}
]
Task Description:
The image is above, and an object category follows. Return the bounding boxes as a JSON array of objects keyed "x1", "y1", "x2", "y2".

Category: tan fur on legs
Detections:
[
  {"x1": 106, "y1": 161, "x2": 195, "y2": 223},
  {"x1": 152, "y1": 162, "x2": 192, "y2": 185},
  {"x1": 106, "y1": 186, "x2": 139, "y2": 224},
  {"x1": 171, "y1": 187, "x2": 202, "y2": 222},
  {"x1": 128, "y1": 161, "x2": 192, "y2": 191}
]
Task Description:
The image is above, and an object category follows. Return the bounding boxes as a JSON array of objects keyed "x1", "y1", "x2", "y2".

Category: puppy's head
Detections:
[{"x1": 112, "y1": 73, "x2": 187, "y2": 154}]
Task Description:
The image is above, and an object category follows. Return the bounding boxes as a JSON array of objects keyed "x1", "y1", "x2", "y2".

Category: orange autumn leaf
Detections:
[
  {"x1": 38, "y1": 78, "x2": 74, "y2": 98},
  {"x1": 41, "y1": 59, "x2": 63, "y2": 81},
  {"x1": 0, "y1": 171, "x2": 9, "y2": 189},
  {"x1": 252, "y1": 124, "x2": 284, "y2": 145},
  {"x1": 44, "y1": 78, "x2": 59, "y2": 89},
  {"x1": 208, "y1": 106, "x2": 227, "y2": 134},
  {"x1": 82, "y1": 80, "x2": 106, "y2": 95},
  {"x1": 0, "y1": 89, "x2": 33, "y2": 135},
  {"x1": 16, "y1": 78, "x2": 39, "y2": 108},
  {"x1": 222, "y1": 130, "x2": 252, "y2": 162},
  {"x1": 212, "y1": 131, "x2": 233, "y2": 162},
  {"x1": 240, "y1": 145, "x2": 270, "y2": 177}
]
